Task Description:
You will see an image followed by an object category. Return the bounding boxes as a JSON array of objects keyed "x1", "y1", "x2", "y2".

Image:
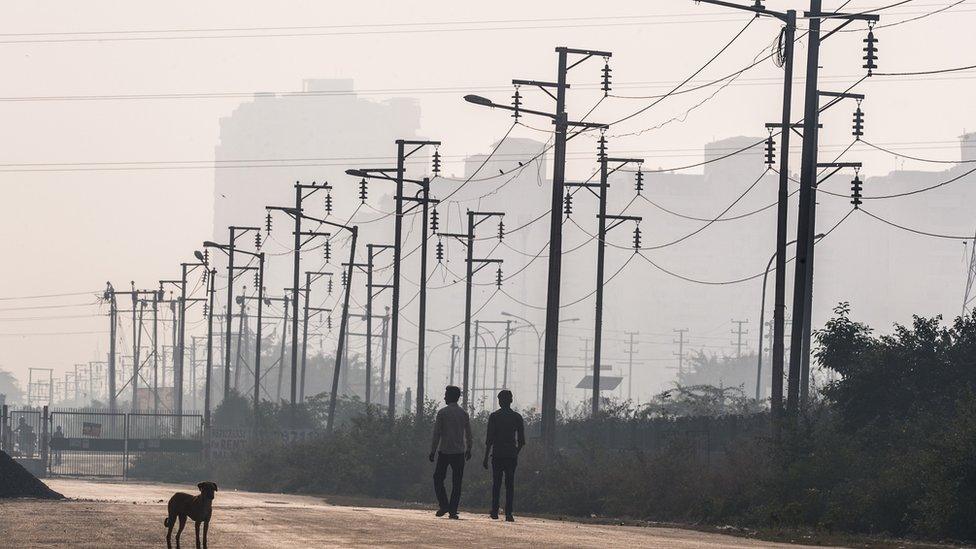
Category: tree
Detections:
[{"x1": 0, "y1": 368, "x2": 25, "y2": 405}]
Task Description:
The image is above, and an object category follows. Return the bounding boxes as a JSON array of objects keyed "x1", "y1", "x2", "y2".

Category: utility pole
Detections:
[
  {"x1": 464, "y1": 47, "x2": 610, "y2": 449},
  {"x1": 151, "y1": 289, "x2": 160, "y2": 414},
  {"x1": 105, "y1": 283, "x2": 118, "y2": 412},
  {"x1": 731, "y1": 320, "x2": 749, "y2": 359},
  {"x1": 787, "y1": 1, "x2": 877, "y2": 417},
  {"x1": 300, "y1": 271, "x2": 333, "y2": 402},
  {"x1": 363, "y1": 245, "x2": 393, "y2": 406},
  {"x1": 502, "y1": 321, "x2": 512, "y2": 389},
  {"x1": 380, "y1": 309, "x2": 389, "y2": 395},
  {"x1": 438, "y1": 210, "x2": 504, "y2": 411},
  {"x1": 624, "y1": 332, "x2": 638, "y2": 401},
  {"x1": 276, "y1": 293, "x2": 289, "y2": 403},
  {"x1": 204, "y1": 268, "x2": 216, "y2": 427},
  {"x1": 566, "y1": 136, "x2": 642, "y2": 415},
  {"x1": 347, "y1": 140, "x2": 440, "y2": 419},
  {"x1": 673, "y1": 329, "x2": 688, "y2": 380},
  {"x1": 327, "y1": 222, "x2": 359, "y2": 431},
  {"x1": 222, "y1": 226, "x2": 260, "y2": 402},
  {"x1": 695, "y1": 0, "x2": 799, "y2": 434},
  {"x1": 448, "y1": 334, "x2": 458, "y2": 386},
  {"x1": 267, "y1": 184, "x2": 332, "y2": 413},
  {"x1": 234, "y1": 290, "x2": 247, "y2": 392}
]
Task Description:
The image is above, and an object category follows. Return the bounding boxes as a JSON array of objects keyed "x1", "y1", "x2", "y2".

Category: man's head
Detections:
[
  {"x1": 444, "y1": 385, "x2": 461, "y2": 404},
  {"x1": 497, "y1": 389, "x2": 513, "y2": 409}
]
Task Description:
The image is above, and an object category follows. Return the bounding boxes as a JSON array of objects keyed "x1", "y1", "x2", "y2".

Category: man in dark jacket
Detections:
[{"x1": 482, "y1": 389, "x2": 525, "y2": 522}]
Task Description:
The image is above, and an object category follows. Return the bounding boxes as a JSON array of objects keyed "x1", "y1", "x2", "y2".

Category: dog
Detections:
[{"x1": 164, "y1": 481, "x2": 217, "y2": 549}]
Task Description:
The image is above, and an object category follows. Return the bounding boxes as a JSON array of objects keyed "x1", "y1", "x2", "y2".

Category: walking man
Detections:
[
  {"x1": 429, "y1": 385, "x2": 472, "y2": 519},
  {"x1": 483, "y1": 389, "x2": 524, "y2": 522}
]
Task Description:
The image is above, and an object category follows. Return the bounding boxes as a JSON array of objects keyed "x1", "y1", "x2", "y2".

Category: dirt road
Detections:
[{"x1": 0, "y1": 479, "x2": 826, "y2": 548}]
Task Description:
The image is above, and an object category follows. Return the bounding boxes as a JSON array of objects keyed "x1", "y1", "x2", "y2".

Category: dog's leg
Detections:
[
  {"x1": 166, "y1": 515, "x2": 175, "y2": 549},
  {"x1": 194, "y1": 521, "x2": 201, "y2": 549},
  {"x1": 202, "y1": 520, "x2": 209, "y2": 549},
  {"x1": 175, "y1": 516, "x2": 187, "y2": 549}
]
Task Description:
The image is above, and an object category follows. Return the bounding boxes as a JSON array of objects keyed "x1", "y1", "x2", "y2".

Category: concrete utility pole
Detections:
[
  {"x1": 624, "y1": 332, "x2": 638, "y2": 401},
  {"x1": 438, "y1": 210, "x2": 504, "y2": 411},
  {"x1": 787, "y1": 0, "x2": 876, "y2": 418},
  {"x1": 448, "y1": 334, "x2": 458, "y2": 386},
  {"x1": 327, "y1": 222, "x2": 359, "y2": 431},
  {"x1": 234, "y1": 289, "x2": 247, "y2": 392},
  {"x1": 204, "y1": 269, "x2": 216, "y2": 427},
  {"x1": 673, "y1": 329, "x2": 688, "y2": 380},
  {"x1": 463, "y1": 47, "x2": 610, "y2": 449},
  {"x1": 267, "y1": 183, "x2": 332, "y2": 412},
  {"x1": 731, "y1": 320, "x2": 749, "y2": 359},
  {"x1": 300, "y1": 271, "x2": 333, "y2": 403},
  {"x1": 694, "y1": 0, "x2": 799, "y2": 432},
  {"x1": 502, "y1": 321, "x2": 512, "y2": 389},
  {"x1": 567, "y1": 136, "x2": 642, "y2": 415},
  {"x1": 347, "y1": 140, "x2": 440, "y2": 419},
  {"x1": 364, "y1": 245, "x2": 393, "y2": 406},
  {"x1": 276, "y1": 293, "x2": 290, "y2": 403}
]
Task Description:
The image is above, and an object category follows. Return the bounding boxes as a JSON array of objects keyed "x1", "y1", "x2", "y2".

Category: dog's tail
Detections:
[{"x1": 164, "y1": 517, "x2": 172, "y2": 528}]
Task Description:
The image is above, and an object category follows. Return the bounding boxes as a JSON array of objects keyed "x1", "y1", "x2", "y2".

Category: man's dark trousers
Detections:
[
  {"x1": 491, "y1": 456, "x2": 517, "y2": 516},
  {"x1": 433, "y1": 451, "x2": 465, "y2": 514}
]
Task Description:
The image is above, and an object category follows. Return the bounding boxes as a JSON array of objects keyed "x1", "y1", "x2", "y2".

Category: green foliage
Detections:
[{"x1": 132, "y1": 305, "x2": 976, "y2": 542}]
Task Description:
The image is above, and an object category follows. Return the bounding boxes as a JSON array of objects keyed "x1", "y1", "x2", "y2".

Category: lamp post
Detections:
[
  {"x1": 502, "y1": 312, "x2": 579, "y2": 409},
  {"x1": 756, "y1": 234, "x2": 824, "y2": 401}
]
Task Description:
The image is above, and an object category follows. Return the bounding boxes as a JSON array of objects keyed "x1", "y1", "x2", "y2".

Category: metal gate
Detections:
[
  {"x1": 5, "y1": 409, "x2": 43, "y2": 459},
  {"x1": 49, "y1": 410, "x2": 127, "y2": 477},
  {"x1": 46, "y1": 410, "x2": 204, "y2": 478}
]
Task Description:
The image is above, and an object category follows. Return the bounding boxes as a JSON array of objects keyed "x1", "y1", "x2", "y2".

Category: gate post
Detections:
[
  {"x1": 1, "y1": 404, "x2": 7, "y2": 452},
  {"x1": 41, "y1": 406, "x2": 50, "y2": 475},
  {"x1": 123, "y1": 413, "x2": 129, "y2": 481}
]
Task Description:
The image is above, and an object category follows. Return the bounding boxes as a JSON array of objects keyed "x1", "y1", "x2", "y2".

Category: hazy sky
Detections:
[{"x1": 1, "y1": 1, "x2": 973, "y2": 398}]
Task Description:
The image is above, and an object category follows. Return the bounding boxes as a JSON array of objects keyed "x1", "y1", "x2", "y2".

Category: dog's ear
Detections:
[
  {"x1": 210, "y1": 482, "x2": 218, "y2": 492},
  {"x1": 197, "y1": 482, "x2": 207, "y2": 492}
]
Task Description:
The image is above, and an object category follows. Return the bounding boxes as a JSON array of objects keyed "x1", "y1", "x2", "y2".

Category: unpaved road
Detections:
[{"x1": 0, "y1": 479, "x2": 829, "y2": 548}]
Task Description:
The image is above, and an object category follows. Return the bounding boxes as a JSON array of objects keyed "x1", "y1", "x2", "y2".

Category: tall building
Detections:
[{"x1": 213, "y1": 79, "x2": 422, "y2": 240}]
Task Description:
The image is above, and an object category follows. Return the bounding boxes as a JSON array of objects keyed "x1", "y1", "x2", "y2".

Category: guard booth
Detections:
[{"x1": 46, "y1": 409, "x2": 204, "y2": 478}]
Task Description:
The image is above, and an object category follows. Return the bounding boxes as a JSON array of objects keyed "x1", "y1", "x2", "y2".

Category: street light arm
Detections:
[{"x1": 463, "y1": 95, "x2": 557, "y2": 120}]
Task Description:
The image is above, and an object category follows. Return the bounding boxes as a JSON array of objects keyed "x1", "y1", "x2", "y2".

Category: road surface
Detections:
[{"x1": 0, "y1": 478, "x2": 827, "y2": 548}]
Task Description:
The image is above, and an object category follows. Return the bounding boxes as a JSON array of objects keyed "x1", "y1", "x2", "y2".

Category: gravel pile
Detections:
[{"x1": 0, "y1": 450, "x2": 63, "y2": 499}]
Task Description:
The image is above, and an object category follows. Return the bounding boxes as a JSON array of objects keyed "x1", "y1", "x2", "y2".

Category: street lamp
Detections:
[
  {"x1": 501, "y1": 312, "x2": 580, "y2": 410},
  {"x1": 756, "y1": 233, "x2": 824, "y2": 401}
]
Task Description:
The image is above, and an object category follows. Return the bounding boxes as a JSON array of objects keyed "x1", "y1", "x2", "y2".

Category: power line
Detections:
[
  {"x1": 0, "y1": 290, "x2": 96, "y2": 301},
  {"x1": 859, "y1": 208, "x2": 973, "y2": 240}
]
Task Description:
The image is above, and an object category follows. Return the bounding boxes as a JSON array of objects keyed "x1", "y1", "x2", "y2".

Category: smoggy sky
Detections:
[{"x1": 1, "y1": 1, "x2": 973, "y2": 393}]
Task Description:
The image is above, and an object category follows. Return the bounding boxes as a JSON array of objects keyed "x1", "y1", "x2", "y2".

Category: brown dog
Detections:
[{"x1": 164, "y1": 481, "x2": 217, "y2": 549}]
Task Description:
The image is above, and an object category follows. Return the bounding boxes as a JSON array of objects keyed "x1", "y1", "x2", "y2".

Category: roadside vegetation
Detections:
[{"x1": 130, "y1": 304, "x2": 976, "y2": 543}]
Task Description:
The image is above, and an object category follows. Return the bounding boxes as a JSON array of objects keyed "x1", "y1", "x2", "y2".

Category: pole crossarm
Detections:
[{"x1": 805, "y1": 11, "x2": 879, "y2": 22}]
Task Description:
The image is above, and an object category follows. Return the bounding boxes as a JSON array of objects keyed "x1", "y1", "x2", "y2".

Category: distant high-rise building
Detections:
[{"x1": 213, "y1": 79, "x2": 422, "y2": 240}]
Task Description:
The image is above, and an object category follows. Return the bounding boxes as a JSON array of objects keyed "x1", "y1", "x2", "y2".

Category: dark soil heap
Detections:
[{"x1": 0, "y1": 450, "x2": 63, "y2": 499}]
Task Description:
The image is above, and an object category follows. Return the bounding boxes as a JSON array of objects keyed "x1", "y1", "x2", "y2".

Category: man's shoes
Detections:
[
  {"x1": 435, "y1": 508, "x2": 448, "y2": 517},
  {"x1": 505, "y1": 515, "x2": 515, "y2": 522},
  {"x1": 449, "y1": 514, "x2": 460, "y2": 520},
  {"x1": 489, "y1": 512, "x2": 499, "y2": 520}
]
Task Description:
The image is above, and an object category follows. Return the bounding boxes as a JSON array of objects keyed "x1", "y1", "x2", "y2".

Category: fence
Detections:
[{"x1": 2, "y1": 407, "x2": 204, "y2": 478}]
